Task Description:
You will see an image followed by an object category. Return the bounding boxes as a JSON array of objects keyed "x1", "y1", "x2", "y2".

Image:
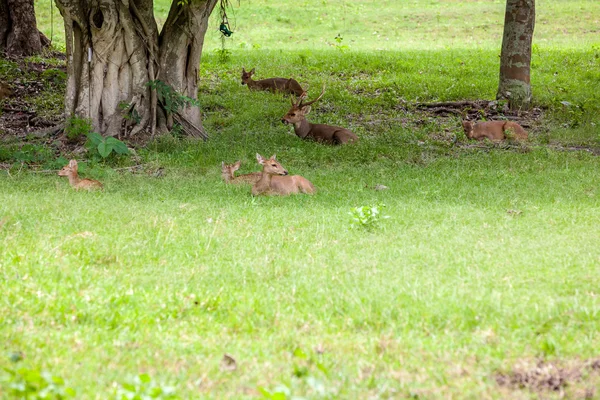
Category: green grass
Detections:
[
  {"x1": 35, "y1": 0, "x2": 600, "y2": 51},
  {"x1": 2, "y1": 0, "x2": 600, "y2": 399},
  {"x1": 2, "y1": 140, "x2": 600, "y2": 398}
]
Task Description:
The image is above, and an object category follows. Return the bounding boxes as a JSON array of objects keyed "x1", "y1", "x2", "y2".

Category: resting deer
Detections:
[
  {"x1": 58, "y1": 160, "x2": 103, "y2": 190},
  {"x1": 241, "y1": 67, "x2": 305, "y2": 97},
  {"x1": 252, "y1": 154, "x2": 315, "y2": 196},
  {"x1": 281, "y1": 88, "x2": 359, "y2": 145},
  {"x1": 462, "y1": 120, "x2": 528, "y2": 142},
  {"x1": 221, "y1": 161, "x2": 261, "y2": 185}
]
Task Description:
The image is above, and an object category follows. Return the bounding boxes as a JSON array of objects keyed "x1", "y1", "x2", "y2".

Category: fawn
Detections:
[
  {"x1": 58, "y1": 160, "x2": 103, "y2": 190},
  {"x1": 221, "y1": 161, "x2": 261, "y2": 185},
  {"x1": 252, "y1": 154, "x2": 315, "y2": 196},
  {"x1": 281, "y1": 87, "x2": 358, "y2": 145},
  {"x1": 241, "y1": 68, "x2": 305, "y2": 97},
  {"x1": 462, "y1": 120, "x2": 528, "y2": 142}
]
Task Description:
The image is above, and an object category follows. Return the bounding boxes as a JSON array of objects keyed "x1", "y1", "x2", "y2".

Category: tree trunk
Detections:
[
  {"x1": 0, "y1": 0, "x2": 48, "y2": 57},
  {"x1": 497, "y1": 0, "x2": 535, "y2": 110},
  {"x1": 54, "y1": 0, "x2": 218, "y2": 139}
]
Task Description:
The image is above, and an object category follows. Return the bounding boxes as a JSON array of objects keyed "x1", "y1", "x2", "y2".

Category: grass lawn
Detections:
[{"x1": 2, "y1": 0, "x2": 600, "y2": 399}]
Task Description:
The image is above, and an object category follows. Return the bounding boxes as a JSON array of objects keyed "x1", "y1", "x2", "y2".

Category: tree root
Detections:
[{"x1": 173, "y1": 113, "x2": 208, "y2": 140}]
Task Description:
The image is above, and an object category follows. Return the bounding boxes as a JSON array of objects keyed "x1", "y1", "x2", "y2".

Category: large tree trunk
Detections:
[
  {"x1": 54, "y1": 0, "x2": 218, "y2": 139},
  {"x1": 497, "y1": 0, "x2": 535, "y2": 110},
  {"x1": 0, "y1": 0, "x2": 48, "y2": 57}
]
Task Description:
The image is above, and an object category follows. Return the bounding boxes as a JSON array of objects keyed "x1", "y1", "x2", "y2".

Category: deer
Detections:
[
  {"x1": 462, "y1": 120, "x2": 528, "y2": 142},
  {"x1": 252, "y1": 154, "x2": 315, "y2": 196},
  {"x1": 58, "y1": 159, "x2": 104, "y2": 191},
  {"x1": 221, "y1": 160, "x2": 261, "y2": 185},
  {"x1": 241, "y1": 67, "x2": 305, "y2": 97},
  {"x1": 281, "y1": 87, "x2": 359, "y2": 145}
]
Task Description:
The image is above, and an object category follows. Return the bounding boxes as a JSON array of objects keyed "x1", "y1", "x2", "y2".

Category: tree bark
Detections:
[
  {"x1": 497, "y1": 0, "x2": 535, "y2": 110},
  {"x1": 54, "y1": 0, "x2": 218, "y2": 139},
  {"x1": 0, "y1": 0, "x2": 48, "y2": 57}
]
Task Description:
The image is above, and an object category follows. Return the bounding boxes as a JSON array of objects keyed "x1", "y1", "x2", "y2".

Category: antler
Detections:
[{"x1": 298, "y1": 85, "x2": 325, "y2": 108}]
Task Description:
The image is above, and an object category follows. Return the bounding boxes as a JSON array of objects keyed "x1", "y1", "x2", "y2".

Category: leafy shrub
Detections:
[{"x1": 85, "y1": 132, "x2": 130, "y2": 159}]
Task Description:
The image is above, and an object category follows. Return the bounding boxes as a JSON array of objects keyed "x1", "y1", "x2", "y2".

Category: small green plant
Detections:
[
  {"x1": 147, "y1": 80, "x2": 199, "y2": 115},
  {"x1": 333, "y1": 34, "x2": 349, "y2": 51},
  {"x1": 214, "y1": 47, "x2": 232, "y2": 63},
  {"x1": 85, "y1": 132, "x2": 130, "y2": 159},
  {"x1": 115, "y1": 374, "x2": 178, "y2": 399},
  {"x1": 118, "y1": 101, "x2": 142, "y2": 125},
  {"x1": 1, "y1": 366, "x2": 76, "y2": 399},
  {"x1": 349, "y1": 203, "x2": 389, "y2": 230},
  {"x1": 65, "y1": 116, "x2": 93, "y2": 142}
]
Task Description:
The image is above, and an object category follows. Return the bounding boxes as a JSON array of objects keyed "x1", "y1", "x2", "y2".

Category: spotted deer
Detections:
[
  {"x1": 58, "y1": 160, "x2": 103, "y2": 190},
  {"x1": 281, "y1": 88, "x2": 358, "y2": 145},
  {"x1": 252, "y1": 154, "x2": 315, "y2": 196},
  {"x1": 462, "y1": 120, "x2": 528, "y2": 142},
  {"x1": 221, "y1": 161, "x2": 261, "y2": 185},
  {"x1": 241, "y1": 68, "x2": 305, "y2": 96}
]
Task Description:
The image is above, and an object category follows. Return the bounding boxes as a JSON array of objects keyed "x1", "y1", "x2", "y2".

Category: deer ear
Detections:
[
  {"x1": 221, "y1": 161, "x2": 225, "y2": 167},
  {"x1": 234, "y1": 160, "x2": 241, "y2": 168},
  {"x1": 250, "y1": 68, "x2": 255, "y2": 74},
  {"x1": 256, "y1": 153, "x2": 264, "y2": 164},
  {"x1": 271, "y1": 154, "x2": 276, "y2": 160},
  {"x1": 69, "y1": 160, "x2": 77, "y2": 168},
  {"x1": 242, "y1": 67, "x2": 246, "y2": 73},
  {"x1": 302, "y1": 105, "x2": 312, "y2": 115}
]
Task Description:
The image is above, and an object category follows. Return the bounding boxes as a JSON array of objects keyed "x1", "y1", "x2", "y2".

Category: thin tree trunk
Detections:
[
  {"x1": 497, "y1": 0, "x2": 536, "y2": 110},
  {"x1": 54, "y1": 0, "x2": 217, "y2": 139},
  {"x1": 0, "y1": 0, "x2": 48, "y2": 57},
  {"x1": 158, "y1": 0, "x2": 218, "y2": 135}
]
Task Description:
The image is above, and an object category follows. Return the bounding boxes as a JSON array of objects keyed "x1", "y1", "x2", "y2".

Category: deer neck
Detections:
[
  {"x1": 247, "y1": 79, "x2": 260, "y2": 89},
  {"x1": 293, "y1": 118, "x2": 312, "y2": 138},
  {"x1": 67, "y1": 171, "x2": 81, "y2": 187},
  {"x1": 222, "y1": 171, "x2": 233, "y2": 183}
]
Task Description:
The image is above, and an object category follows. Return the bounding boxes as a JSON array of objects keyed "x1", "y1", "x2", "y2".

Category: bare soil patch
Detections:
[{"x1": 496, "y1": 358, "x2": 600, "y2": 398}]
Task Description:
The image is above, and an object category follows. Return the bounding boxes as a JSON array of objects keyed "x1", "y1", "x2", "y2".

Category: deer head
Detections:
[
  {"x1": 241, "y1": 67, "x2": 256, "y2": 85},
  {"x1": 58, "y1": 159, "x2": 78, "y2": 177},
  {"x1": 281, "y1": 86, "x2": 325, "y2": 125},
  {"x1": 221, "y1": 160, "x2": 241, "y2": 181},
  {"x1": 461, "y1": 120, "x2": 474, "y2": 138},
  {"x1": 256, "y1": 154, "x2": 288, "y2": 176}
]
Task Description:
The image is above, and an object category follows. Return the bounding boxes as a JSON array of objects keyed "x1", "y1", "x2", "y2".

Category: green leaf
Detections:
[
  {"x1": 293, "y1": 347, "x2": 307, "y2": 359},
  {"x1": 87, "y1": 132, "x2": 103, "y2": 146},
  {"x1": 137, "y1": 373, "x2": 152, "y2": 384},
  {"x1": 97, "y1": 141, "x2": 113, "y2": 158},
  {"x1": 106, "y1": 137, "x2": 130, "y2": 155}
]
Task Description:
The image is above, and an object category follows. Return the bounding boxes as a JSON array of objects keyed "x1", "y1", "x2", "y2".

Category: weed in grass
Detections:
[
  {"x1": 349, "y1": 203, "x2": 389, "y2": 230},
  {"x1": 1, "y1": 366, "x2": 76, "y2": 399}
]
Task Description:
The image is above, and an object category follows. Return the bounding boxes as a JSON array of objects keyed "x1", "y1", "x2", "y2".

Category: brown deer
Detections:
[
  {"x1": 462, "y1": 120, "x2": 528, "y2": 142},
  {"x1": 221, "y1": 161, "x2": 261, "y2": 185},
  {"x1": 241, "y1": 67, "x2": 305, "y2": 96},
  {"x1": 252, "y1": 154, "x2": 315, "y2": 196},
  {"x1": 281, "y1": 88, "x2": 359, "y2": 145},
  {"x1": 58, "y1": 160, "x2": 103, "y2": 190}
]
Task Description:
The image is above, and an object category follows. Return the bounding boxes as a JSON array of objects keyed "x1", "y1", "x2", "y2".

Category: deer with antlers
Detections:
[
  {"x1": 241, "y1": 68, "x2": 305, "y2": 97},
  {"x1": 281, "y1": 88, "x2": 358, "y2": 145}
]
